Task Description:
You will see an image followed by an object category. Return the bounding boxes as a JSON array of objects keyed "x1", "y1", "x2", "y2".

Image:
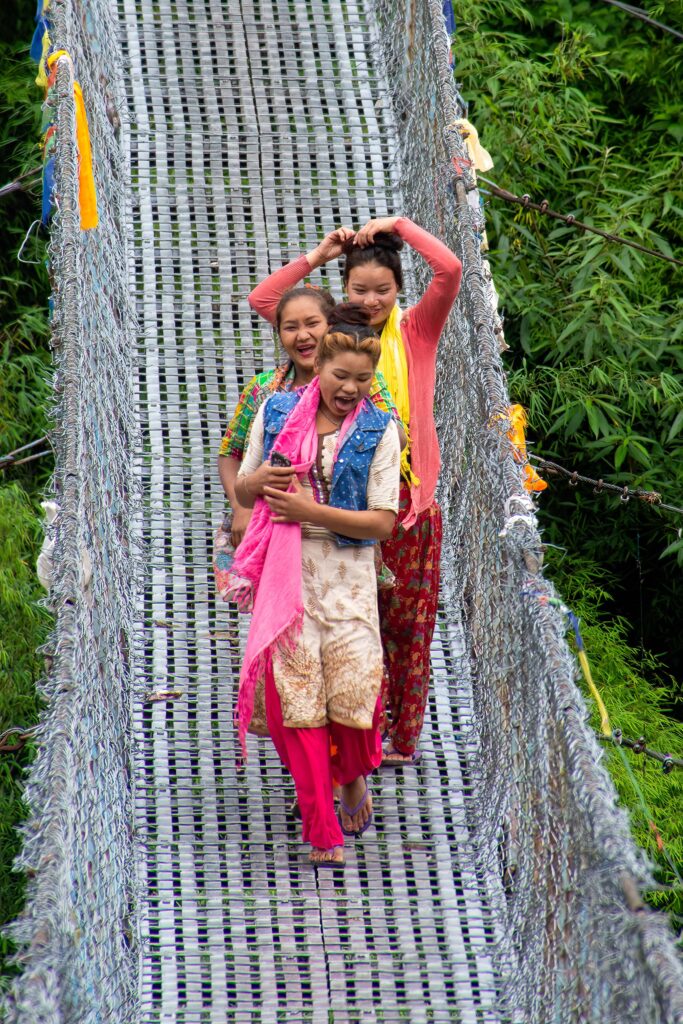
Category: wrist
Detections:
[
  {"x1": 240, "y1": 474, "x2": 252, "y2": 500},
  {"x1": 305, "y1": 246, "x2": 324, "y2": 270},
  {"x1": 307, "y1": 501, "x2": 326, "y2": 527},
  {"x1": 227, "y1": 482, "x2": 243, "y2": 508}
]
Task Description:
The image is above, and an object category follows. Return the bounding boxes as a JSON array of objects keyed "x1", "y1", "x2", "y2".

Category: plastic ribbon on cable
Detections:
[
  {"x1": 31, "y1": 0, "x2": 52, "y2": 84},
  {"x1": 31, "y1": 0, "x2": 55, "y2": 221},
  {"x1": 442, "y1": 1, "x2": 456, "y2": 69},
  {"x1": 73, "y1": 80, "x2": 98, "y2": 229}
]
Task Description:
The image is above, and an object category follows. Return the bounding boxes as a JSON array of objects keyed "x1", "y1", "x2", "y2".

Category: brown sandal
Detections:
[
  {"x1": 309, "y1": 847, "x2": 345, "y2": 870},
  {"x1": 381, "y1": 747, "x2": 422, "y2": 767}
]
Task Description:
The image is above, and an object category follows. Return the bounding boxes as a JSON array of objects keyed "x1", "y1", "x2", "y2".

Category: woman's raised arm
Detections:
[
  {"x1": 248, "y1": 227, "x2": 356, "y2": 324},
  {"x1": 355, "y1": 216, "x2": 462, "y2": 349},
  {"x1": 247, "y1": 255, "x2": 312, "y2": 325},
  {"x1": 393, "y1": 217, "x2": 461, "y2": 348}
]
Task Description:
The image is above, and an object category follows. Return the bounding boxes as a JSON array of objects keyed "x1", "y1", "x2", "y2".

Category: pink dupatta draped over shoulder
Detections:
[{"x1": 222, "y1": 377, "x2": 363, "y2": 757}]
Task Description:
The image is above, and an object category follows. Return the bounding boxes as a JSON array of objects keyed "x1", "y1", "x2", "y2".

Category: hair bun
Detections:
[
  {"x1": 327, "y1": 302, "x2": 372, "y2": 328},
  {"x1": 371, "y1": 231, "x2": 404, "y2": 254}
]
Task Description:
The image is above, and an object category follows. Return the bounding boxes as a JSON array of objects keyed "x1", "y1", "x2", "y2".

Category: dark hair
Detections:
[
  {"x1": 342, "y1": 232, "x2": 404, "y2": 289},
  {"x1": 275, "y1": 286, "x2": 335, "y2": 329},
  {"x1": 326, "y1": 302, "x2": 377, "y2": 339},
  {"x1": 317, "y1": 303, "x2": 382, "y2": 368}
]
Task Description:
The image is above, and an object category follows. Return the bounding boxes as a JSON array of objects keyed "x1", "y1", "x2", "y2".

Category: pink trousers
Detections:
[{"x1": 265, "y1": 668, "x2": 382, "y2": 849}]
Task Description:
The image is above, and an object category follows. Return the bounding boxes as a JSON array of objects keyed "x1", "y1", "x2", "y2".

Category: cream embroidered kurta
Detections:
[{"x1": 238, "y1": 404, "x2": 400, "y2": 729}]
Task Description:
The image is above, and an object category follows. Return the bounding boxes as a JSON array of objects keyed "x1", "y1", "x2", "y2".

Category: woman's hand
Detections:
[
  {"x1": 354, "y1": 217, "x2": 399, "y2": 248},
  {"x1": 307, "y1": 226, "x2": 356, "y2": 268},
  {"x1": 230, "y1": 506, "x2": 252, "y2": 548},
  {"x1": 247, "y1": 461, "x2": 296, "y2": 496},
  {"x1": 264, "y1": 478, "x2": 317, "y2": 524}
]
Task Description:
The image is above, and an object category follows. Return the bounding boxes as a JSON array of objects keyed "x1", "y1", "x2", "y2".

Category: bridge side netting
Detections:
[
  {"x1": 2, "y1": 1, "x2": 138, "y2": 1021},
  {"x1": 370, "y1": 0, "x2": 683, "y2": 1020}
]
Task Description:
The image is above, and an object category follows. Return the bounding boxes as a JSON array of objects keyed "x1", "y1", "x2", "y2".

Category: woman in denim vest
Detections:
[{"x1": 229, "y1": 304, "x2": 400, "y2": 870}]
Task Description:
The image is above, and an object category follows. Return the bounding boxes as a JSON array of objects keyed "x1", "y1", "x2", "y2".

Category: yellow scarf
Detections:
[{"x1": 378, "y1": 305, "x2": 419, "y2": 486}]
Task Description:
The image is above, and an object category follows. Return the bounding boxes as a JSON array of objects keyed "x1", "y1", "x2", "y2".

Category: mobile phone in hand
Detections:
[{"x1": 270, "y1": 451, "x2": 292, "y2": 468}]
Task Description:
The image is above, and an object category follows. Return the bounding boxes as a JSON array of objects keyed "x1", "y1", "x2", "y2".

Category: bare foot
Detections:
[
  {"x1": 309, "y1": 846, "x2": 345, "y2": 867},
  {"x1": 339, "y1": 776, "x2": 372, "y2": 834}
]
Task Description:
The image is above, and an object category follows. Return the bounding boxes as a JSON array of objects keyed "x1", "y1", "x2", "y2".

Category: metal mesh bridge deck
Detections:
[{"x1": 123, "y1": 0, "x2": 497, "y2": 1020}]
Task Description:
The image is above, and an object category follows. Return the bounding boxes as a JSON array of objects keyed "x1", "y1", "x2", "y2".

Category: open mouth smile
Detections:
[{"x1": 333, "y1": 395, "x2": 356, "y2": 412}]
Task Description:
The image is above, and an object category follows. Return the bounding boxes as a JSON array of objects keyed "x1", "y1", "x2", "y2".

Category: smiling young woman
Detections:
[
  {"x1": 342, "y1": 216, "x2": 462, "y2": 765},
  {"x1": 225, "y1": 306, "x2": 401, "y2": 869},
  {"x1": 217, "y1": 286, "x2": 335, "y2": 546}
]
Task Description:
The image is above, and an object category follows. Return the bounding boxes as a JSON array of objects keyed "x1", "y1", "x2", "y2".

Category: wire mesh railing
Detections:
[
  {"x1": 2, "y1": 1, "x2": 138, "y2": 1021},
  {"x1": 369, "y1": 0, "x2": 683, "y2": 1020},
  {"x1": 3, "y1": 0, "x2": 683, "y2": 1021}
]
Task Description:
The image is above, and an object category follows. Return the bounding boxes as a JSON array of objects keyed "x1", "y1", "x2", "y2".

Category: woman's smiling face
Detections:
[
  {"x1": 345, "y1": 262, "x2": 398, "y2": 329},
  {"x1": 278, "y1": 296, "x2": 329, "y2": 376},
  {"x1": 316, "y1": 350, "x2": 375, "y2": 419}
]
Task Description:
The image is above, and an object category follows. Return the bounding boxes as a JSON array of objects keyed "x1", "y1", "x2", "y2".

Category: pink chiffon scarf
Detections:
[{"x1": 223, "y1": 377, "x2": 363, "y2": 757}]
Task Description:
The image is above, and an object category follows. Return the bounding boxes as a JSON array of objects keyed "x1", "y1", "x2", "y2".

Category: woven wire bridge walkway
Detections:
[
  {"x1": 5, "y1": 0, "x2": 683, "y2": 1023},
  {"x1": 124, "y1": 1, "x2": 497, "y2": 1018}
]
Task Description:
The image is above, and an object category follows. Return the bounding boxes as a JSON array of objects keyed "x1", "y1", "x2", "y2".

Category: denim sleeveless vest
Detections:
[{"x1": 262, "y1": 391, "x2": 392, "y2": 547}]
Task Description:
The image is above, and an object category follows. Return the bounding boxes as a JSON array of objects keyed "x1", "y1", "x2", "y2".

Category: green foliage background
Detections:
[
  {"x1": 0, "y1": 0, "x2": 682, "y2": 987},
  {"x1": 455, "y1": 0, "x2": 683, "y2": 666},
  {"x1": 454, "y1": 0, "x2": 683, "y2": 923},
  {"x1": 0, "y1": 2, "x2": 52, "y2": 980}
]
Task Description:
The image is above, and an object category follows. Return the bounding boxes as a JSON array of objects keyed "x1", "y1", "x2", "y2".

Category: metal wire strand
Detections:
[{"x1": 479, "y1": 176, "x2": 683, "y2": 268}]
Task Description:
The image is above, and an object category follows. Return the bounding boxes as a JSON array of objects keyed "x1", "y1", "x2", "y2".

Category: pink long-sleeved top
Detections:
[{"x1": 248, "y1": 218, "x2": 462, "y2": 528}]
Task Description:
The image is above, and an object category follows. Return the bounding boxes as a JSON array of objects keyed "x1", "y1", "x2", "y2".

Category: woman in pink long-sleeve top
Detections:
[
  {"x1": 249, "y1": 217, "x2": 462, "y2": 764},
  {"x1": 344, "y1": 217, "x2": 461, "y2": 763}
]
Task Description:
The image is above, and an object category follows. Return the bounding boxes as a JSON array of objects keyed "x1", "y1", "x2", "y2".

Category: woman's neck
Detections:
[
  {"x1": 317, "y1": 399, "x2": 346, "y2": 429},
  {"x1": 292, "y1": 366, "x2": 315, "y2": 388}
]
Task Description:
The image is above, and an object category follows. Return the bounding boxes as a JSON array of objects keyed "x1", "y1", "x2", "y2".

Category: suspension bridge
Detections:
[{"x1": 4, "y1": 1, "x2": 683, "y2": 1022}]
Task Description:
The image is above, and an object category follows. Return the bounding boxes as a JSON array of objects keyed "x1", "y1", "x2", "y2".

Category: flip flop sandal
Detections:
[
  {"x1": 338, "y1": 780, "x2": 373, "y2": 838},
  {"x1": 381, "y1": 748, "x2": 422, "y2": 768},
  {"x1": 310, "y1": 847, "x2": 345, "y2": 871}
]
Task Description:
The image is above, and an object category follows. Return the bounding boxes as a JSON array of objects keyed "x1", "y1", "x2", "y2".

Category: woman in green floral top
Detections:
[{"x1": 218, "y1": 228, "x2": 401, "y2": 547}]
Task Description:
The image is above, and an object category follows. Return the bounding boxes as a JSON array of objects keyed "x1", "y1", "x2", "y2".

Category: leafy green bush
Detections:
[
  {"x1": 551, "y1": 552, "x2": 683, "y2": 925},
  {"x1": 0, "y1": 15, "x2": 52, "y2": 981},
  {"x1": 454, "y1": 0, "x2": 683, "y2": 689},
  {"x1": 0, "y1": 484, "x2": 48, "y2": 972}
]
